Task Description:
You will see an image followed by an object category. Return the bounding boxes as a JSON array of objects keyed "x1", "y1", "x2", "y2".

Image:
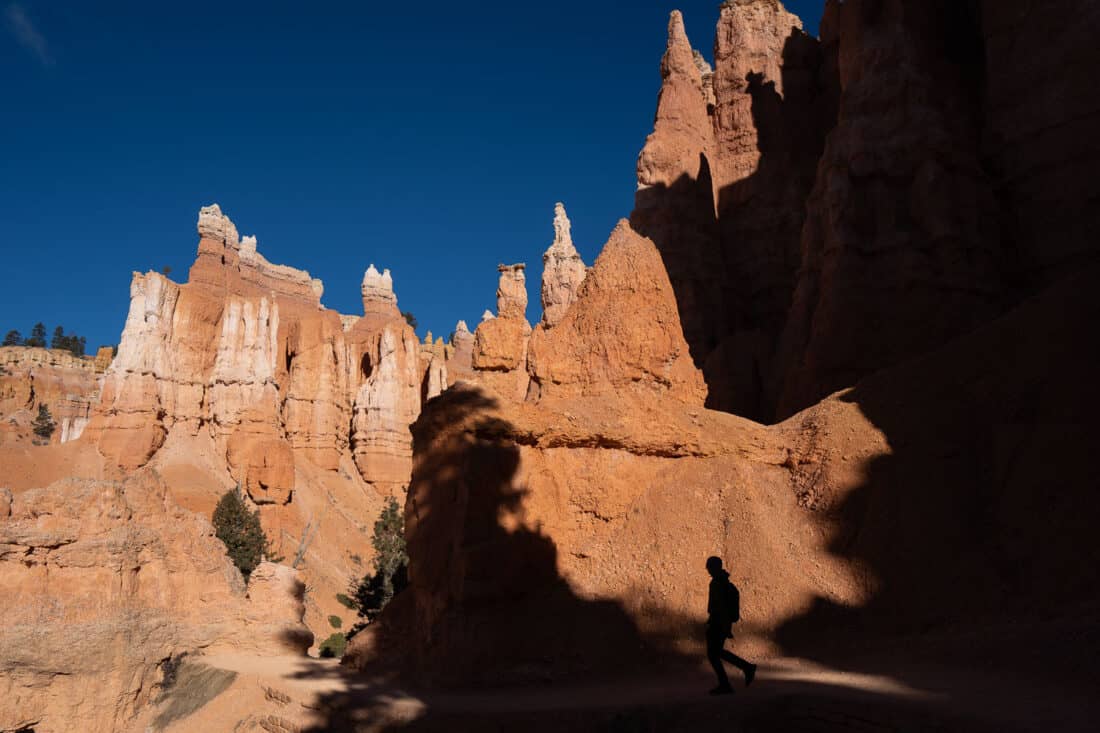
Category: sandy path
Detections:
[{"x1": 180, "y1": 650, "x2": 1094, "y2": 732}]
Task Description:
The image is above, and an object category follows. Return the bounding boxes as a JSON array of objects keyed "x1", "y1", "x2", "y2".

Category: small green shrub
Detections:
[
  {"x1": 329, "y1": 615, "x2": 342, "y2": 629},
  {"x1": 211, "y1": 487, "x2": 277, "y2": 581},
  {"x1": 335, "y1": 593, "x2": 356, "y2": 609},
  {"x1": 318, "y1": 633, "x2": 347, "y2": 658}
]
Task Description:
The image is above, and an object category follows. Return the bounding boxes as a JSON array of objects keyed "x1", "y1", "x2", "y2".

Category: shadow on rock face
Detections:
[
  {"x1": 295, "y1": 385, "x2": 710, "y2": 730},
  {"x1": 350, "y1": 386, "x2": 694, "y2": 687}
]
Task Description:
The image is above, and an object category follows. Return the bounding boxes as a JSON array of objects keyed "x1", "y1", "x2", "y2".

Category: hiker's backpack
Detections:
[{"x1": 726, "y1": 581, "x2": 741, "y2": 624}]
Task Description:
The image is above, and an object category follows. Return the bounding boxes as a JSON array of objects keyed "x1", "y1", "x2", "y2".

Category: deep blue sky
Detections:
[{"x1": 1, "y1": 1, "x2": 823, "y2": 349}]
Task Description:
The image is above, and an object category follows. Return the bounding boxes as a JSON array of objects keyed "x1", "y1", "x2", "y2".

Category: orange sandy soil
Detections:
[
  {"x1": 0, "y1": 439, "x2": 111, "y2": 490},
  {"x1": 132, "y1": 607, "x2": 1099, "y2": 733}
]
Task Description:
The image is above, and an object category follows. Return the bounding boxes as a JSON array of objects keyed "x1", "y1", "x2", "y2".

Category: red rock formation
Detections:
[
  {"x1": 349, "y1": 0, "x2": 1100, "y2": 692},
  {"x1": 630, "y1": 0, "x2": 1100, "y2": 420},
  {"x1": 540, "y1": 203, "x2": 588, "y2": 328},
  {"x1": 471, "y1": 263, "x2": 533, "y2": 401},
  {"x1": 630, "y1": 3, "x2": 827, "y2": 419},
  {"x1": 93, "y1": 345, "x2": 114, "y2": 372},
  {"x1": 0, "y1": 473, "x2": 311, "y2": 733},
  {"x1": 631, "y1": 11, "x2": 724, "y2": 376},
  {"x1": 0, "y1": 346, "x2": 104, "y2": 445},
  {"x1": 774, "y1": 0, "x2": 1004, "y2": 416},
  {"x1": 527, "y1": 221, "x2": 706, "y2": 404},
  {"x1": 445, "y1": 320, "x2": 475, "y2": 385},
  {"x1": 84, "y1": 208, "x2": 424, "y2": 493},
  {"x1": 81, "y1": 205, "x2": 425, "y2": 633}
]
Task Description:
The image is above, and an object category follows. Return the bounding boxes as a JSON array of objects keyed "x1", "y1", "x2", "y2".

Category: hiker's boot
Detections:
[{"x1": 745, "y1": 664, "x2": 757, "y2": 687}]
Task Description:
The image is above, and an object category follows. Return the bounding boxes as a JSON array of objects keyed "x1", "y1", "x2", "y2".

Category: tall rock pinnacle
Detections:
[
  {"x1": 635, "y1": 10, "x2": 714, "y2": 194},
  {"x1": 361, "y1": 263, "x2": 398, "y2": 315},
  {"x1": 541, "y1": 203, "x2": 587, "y2": 328}
]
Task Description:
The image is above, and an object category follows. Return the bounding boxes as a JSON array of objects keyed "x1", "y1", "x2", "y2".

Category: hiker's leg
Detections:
[
  {"x1": 706, "y1": 630, "x2": 731, "y2": 688},
  {"x1": 720, "y1": 649, "x2": 752, "y2": 674}
]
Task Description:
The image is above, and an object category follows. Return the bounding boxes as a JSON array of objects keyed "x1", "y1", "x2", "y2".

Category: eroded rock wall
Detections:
[
  {"x1": 774, "y1": 0, "x2": 1005, "y2": 416},
  {"x1": 80, "y1": 205, "x2": 427, "y2": 635},
  {"x1": 629, "y1": 3, "x2": 828, "y2": 419},
  {"x1": 349, "y1": 0, "x2": 1100, "y2": 690},
  {"x1": 0, "y1": 346, "x2": 106, "y2": 446},
  {"x1": 629, "y1": 0, "x2": 1099, "y2": 420},
  {"x1": 0, "y1": 473, "x2": 311, "y2": 733}
]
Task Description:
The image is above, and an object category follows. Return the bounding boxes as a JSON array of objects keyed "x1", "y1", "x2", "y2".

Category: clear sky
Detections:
[{"x1": 1, "y1": 1, "x2": 824, "y2": 350}]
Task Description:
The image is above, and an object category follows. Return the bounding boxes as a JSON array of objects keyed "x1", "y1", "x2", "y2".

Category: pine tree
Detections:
[
  {"x1": 212, "y1": 487, "x2": 278, "y2": 581},
  {"x1": 70, "y1": 336, "x2": 86, "y2": 357},
  {"x1": 26, "y1": 323, "x2": 47, "y2": 348},
  {"x1": 2, "y1": 330, "x2": 22, "y2": 347},
  {"x1": 32, "y1": 404, "x2": 55, "y2": 440},
  {"x1": 50, "y1": 326, "x2": 65, "y2": 350},
  {"x1": 401, "y1": 311, "x2": 418, "y2": 330},
  {"x1": 351, "y1": 495, "x2": 408, "y2": 621}
]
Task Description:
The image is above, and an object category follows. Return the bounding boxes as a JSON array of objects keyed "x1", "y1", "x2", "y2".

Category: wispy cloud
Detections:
[{"x1": 5, "y1": 3, "x2": 53, "y2": 66}]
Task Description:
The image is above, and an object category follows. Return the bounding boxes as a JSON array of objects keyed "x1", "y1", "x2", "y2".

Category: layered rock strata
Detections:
[
  {"x1": 84, "y1": 207, "x2": 425, "y2": 496},
  {"x1": 352, "y1": 228, "x2": 1100, "y2": 692},
  {"x1": 0, "y1": 346, "x2": 108, "y2": 445},
  {"x1": 80, "y1": 205, "x2": 431, "y2": 633}
]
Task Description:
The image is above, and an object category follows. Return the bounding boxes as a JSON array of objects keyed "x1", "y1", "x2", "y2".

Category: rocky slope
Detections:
[{"x1": 0, "y1": 472, "x2": 310, "y2": 733}]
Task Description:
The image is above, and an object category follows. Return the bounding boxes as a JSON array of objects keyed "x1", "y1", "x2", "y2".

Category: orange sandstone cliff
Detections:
[
  {"x1": 347, "y1": 0, "x2": 1100, "y2": 687},
  {"x1": 73, "y1": 204, "x2": 441, "y2": 636}
]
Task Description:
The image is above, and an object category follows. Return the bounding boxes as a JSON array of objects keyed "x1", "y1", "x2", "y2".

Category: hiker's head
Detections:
[{"x1": 705, "y1": 556, "x2": 723, "y2": 576}]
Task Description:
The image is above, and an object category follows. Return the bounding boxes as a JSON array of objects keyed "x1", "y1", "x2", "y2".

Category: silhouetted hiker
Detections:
[{"x1": 705, "y1": 555, "x2": 757, "y2": 695}]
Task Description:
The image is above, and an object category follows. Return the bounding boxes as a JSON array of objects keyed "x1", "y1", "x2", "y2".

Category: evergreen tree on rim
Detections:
[
  {"x1": 2, "y1": 330, "x2": 22, "y2": 347},
  {"x1": 26, "y1": 323, "x2": 47, "y2": 348}
]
